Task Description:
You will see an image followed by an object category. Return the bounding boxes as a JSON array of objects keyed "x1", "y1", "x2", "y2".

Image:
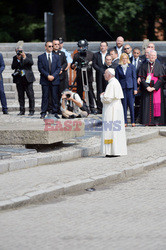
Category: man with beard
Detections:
[{"x1": 114, "y1": 36, "x2": 124, "y2": 58}]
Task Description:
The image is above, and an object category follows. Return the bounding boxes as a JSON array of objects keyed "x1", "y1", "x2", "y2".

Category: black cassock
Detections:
[{"x1": 138, "y1": 61, "x2": 165, "y2": 125}]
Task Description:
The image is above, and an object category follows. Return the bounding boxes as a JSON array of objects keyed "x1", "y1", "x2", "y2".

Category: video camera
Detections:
[
  {"x1": 74, "y1": 39, "x2": 90, "y2": 69},
  {"x1": 75, "y1": 56, "x2": 89, "y2": 69},
  {"x1": 12, "y1": 69, "x2": 21, "y2": 77},
  {"x1": 16, "y1": 50, "x2": 23, "y2": 56}
]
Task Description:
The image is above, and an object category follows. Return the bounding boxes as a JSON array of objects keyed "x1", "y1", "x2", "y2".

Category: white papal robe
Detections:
[{"x1": 100, "y1": 77, "x2": 127, "y2": 156}]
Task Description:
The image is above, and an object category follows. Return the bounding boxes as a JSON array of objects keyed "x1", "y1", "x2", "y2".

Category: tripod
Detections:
[{"x1": 80, "y1": 66, "x2": 89, "y2": 106}]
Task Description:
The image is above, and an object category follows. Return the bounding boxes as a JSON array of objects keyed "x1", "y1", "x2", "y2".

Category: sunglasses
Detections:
[
  {"x1": 48, "y1": 45, "x2": 53, "y2": 48},
  {"x1": 54, "y1": 43, "x2": 60, "y2": 45},
  {"x1": 124, "y1": 47, "x2": 130, "y2": 50}
]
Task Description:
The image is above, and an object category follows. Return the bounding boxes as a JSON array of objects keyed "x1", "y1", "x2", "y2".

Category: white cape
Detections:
[{"x1": 100, "y1": 77, "x2": 127, "y2": 156}]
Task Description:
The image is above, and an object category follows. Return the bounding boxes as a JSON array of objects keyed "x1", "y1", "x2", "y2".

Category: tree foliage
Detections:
[
  {"x1": 0, "y1": 0, "x2": 165, "y2": 42},
  {"x1": 96, "y1": 0, "x2": 166, "y2": 40}
]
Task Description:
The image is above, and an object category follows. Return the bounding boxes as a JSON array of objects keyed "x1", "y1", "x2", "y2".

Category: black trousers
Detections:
[
  {"x1": 16, "y1": 77, "x2": 35, "y2": 112},
  {"x1": 47, "y1": 77, "x2": 68, "y2": 113},
  {"x1": 76, "y1": 72, "x2": 96, "y2": 109},
  {"x1": 41, "y1": 84, "x2": 59, "y2": 115}
]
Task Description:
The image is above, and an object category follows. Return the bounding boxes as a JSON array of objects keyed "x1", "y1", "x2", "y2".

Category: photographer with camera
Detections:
[
  {"x1": 61, "y1": 89, "x2": 89, "y2": 118},
  {"x1": 11, "y1": 44, "x2": 35, "y2": 116},
  {"x1": 71, "y1": 39, "x2": 97, "y2": 114}
]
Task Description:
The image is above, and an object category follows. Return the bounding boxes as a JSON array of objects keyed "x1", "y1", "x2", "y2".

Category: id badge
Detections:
[{"x1": 146, "y1": 74, "x2": 151, "y2": 83}]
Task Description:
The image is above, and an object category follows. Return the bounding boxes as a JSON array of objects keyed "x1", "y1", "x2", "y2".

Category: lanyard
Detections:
[{"x1": 148, "y1": 62, "x2": 155, "y2": 74}]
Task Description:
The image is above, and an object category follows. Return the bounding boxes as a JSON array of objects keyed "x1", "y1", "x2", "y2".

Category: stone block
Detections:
[
  {"x1": 0, "y1": 162, "x2": 9, "y2": 174},
  {"x1": 0, "y1": 117, "x2": 85, "y2": 145}
]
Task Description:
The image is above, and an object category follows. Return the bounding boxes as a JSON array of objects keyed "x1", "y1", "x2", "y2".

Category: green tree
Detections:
[
  {"x1": 96, "y1": 0, "x2": 143, "y2": 40},
  {"x1": 96, "y1": 0, "x2": 166, "y2": 40}
]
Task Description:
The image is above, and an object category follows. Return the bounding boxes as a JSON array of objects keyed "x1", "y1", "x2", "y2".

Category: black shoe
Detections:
[
  {"x1": 40, "y1": 113, "x2": 46, "y2": 119},
  {"x1": 69, "y1": 114, "x2": 77, "y2": 119},
  {"x1": 90, "y1": 108, "x2": 98, "y2": 115},
  {"x1": 105, "y1": 155, "x2": 119, "y2": 157},
  {"x1": 97, "y1": 109, "x2": 102, "y2": 114},
  {"x1": 62, "y1": 115, "x2": 67, "y2": 119},
  {"x1": 18, "y1": 111, "x2": 25, "y2": 115},
  {"x1": 54, "y1": 113, "x2": 60, "y2": 119},
  {"x1": 3, "y1": 110, "x2": 9, "y2": 115},
  {"x1": 57, "y1": 110, "x2": 62, "y2": 115},
  {"x1": 28, "y1": 111, "x2": 34, "y2": 116}
]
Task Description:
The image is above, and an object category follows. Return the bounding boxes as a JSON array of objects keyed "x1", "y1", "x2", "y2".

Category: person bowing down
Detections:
[{"x1": 100, "y1": 68, "x2": 127, "y2": 157}]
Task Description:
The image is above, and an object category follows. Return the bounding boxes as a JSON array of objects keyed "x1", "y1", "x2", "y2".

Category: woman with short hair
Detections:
[{"x1": 115, "y1": 53, "x2": 137, "y2": 127}]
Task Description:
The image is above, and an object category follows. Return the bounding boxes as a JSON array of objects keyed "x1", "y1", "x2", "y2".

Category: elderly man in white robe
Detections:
[{"x1": 100, "y1": 68, "x2": 127, "y2": 157}]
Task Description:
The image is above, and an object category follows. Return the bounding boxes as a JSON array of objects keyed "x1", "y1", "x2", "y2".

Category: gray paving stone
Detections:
[{"x1": 0, "y1": 152, "x2": 11, "y2": 159}]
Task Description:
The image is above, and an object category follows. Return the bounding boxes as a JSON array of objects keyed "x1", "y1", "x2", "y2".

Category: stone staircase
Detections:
[{"x1": 1, "y1": 41, "x2": 166, "y2": 112}]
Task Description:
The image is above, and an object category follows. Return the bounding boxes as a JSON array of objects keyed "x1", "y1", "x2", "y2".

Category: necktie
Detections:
[
  {"x1": 48, "y1": 54, "x2": 51, "y2": 74},
  {"x1": 134, "y1": 58, "x2": 137, "y2": 68}
]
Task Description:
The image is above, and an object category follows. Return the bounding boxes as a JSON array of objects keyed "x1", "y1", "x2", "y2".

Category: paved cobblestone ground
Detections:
[
  {"x1": 0, "y1": 133, "x2": 165, "y2": 201},
  {"x1": 0, "y1": 166, "x2": 166, "y2": 250}
]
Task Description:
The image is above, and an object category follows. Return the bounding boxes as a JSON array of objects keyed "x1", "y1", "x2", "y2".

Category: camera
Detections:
[
  {"x1": 17, "y1": 50, "x2": 23, "y2": 56},
  {"x1": 12, "y1": 69, "x2": 21, "y2": 77},
  {"x1": 75, "y1": 54, "x2": 89, "y2": 69},
  {"x1": 66, "y1": 93, "x2": 71, "y2": 98}
]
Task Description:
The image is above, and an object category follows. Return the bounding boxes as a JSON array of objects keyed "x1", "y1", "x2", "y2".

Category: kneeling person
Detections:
[{"x1": 61, "y1": 89, "x2": 89, "y2": 118}]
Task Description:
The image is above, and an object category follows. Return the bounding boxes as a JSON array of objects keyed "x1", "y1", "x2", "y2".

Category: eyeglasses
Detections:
[
  {"x1": 54, "y1": 43, "x2": 60, "y2": 45},
  {"x1": 48, "y1": 46, "x2": 53, "y2": 48},
  {"x1": 124, "y1": 47, "x2": 130, "y2": 50}
]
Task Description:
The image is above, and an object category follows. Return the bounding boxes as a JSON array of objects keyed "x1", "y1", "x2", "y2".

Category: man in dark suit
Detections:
[
  {"x1": 124, "y1": 44, "x2": 133, "y2": 59},
  {"x1": 147, "y1": 43, "x2": 163, "y2": 63},
  {"x1": 102, "y1": 54, "x2": 114, "y2": 90},
  {"x1": 109, "y1": 48, "x2": 119, "y2": 69},
  {"x1": 114, "y1": 36, "x2": 124, "y2": 58},
  {"x1": 92, "y1": 41, "x2": 108, "y2": 113},
  {"x1": 130, "y1": 47, "x2": 144, "y2": 123},
  {"x1": 130, "y1": 47, "x2": 144, "y2": 75},
  {"x1": 0, "y1": 53, "x2": 8, "y2": 114},
  {"x1": 52, "y1": 39, "x2": 68, "y2": 93},
  {"x1": 47, "y1": 39, "x2": 67, "y2": 114},
  {"x1": 140, "y1": 43, "x2": 163, "y2": 64},
  {"x1": 11, "y1": 46, "x2": 35, "y2": 116},
  {"x1": 38, "y1": 41, "x2": 61, "y2": 119}
]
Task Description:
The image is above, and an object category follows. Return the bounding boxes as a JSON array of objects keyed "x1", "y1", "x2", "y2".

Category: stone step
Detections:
[
  {"x1": 4, "y1": 65, "x2": 39, "y2": 71},
  {"x1": 1, "y1": 52, "x2": 43, "y2": 58},
  {"x1": 4, "y1": 84, "x2": 16, "y2": 91},
  {"x1": 4, "y1": 58, "x2": 38, "y2": 66},
  {"x1": 2, "y1": 100, "x2": 41, "y2": 112},
  {"x1": 5, "y1": 91, "x2": 42, "y2": 99},
  {"x1": 4, "y1": 83, "x2": 41, "y2": 92},
  {"x1": 3, "y1": 77, "x2": 40, "y2": 83},
  {"x1": 5, "y1": 92, "x2": 15, "y2": 99},
  {"x1": 1, "y1": 41, "x2": 166, "y2": 55}
]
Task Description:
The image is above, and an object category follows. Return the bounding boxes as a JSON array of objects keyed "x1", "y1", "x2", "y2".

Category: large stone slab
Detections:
[{"x1": 0, "y1": 115, "x2": 85, "y2": 145}]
